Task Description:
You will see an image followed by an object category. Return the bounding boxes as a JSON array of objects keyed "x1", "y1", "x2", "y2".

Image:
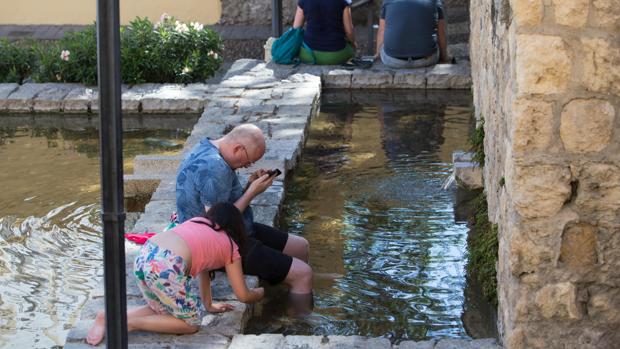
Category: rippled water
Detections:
[
  {"x1": 0, "y1": 115, "x2": 195, "y2": 348},
  {"x1": 247, "y1": 90, "x2": 484, "y2": 342}
]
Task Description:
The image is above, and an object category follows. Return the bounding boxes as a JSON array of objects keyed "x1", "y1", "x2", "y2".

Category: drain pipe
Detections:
[
  {"x1": 272, "y1": 0, "x2": 283, "y2": 37},
  {"x1": 96, "y1": 0, "x2": 128, "y2": 347}
]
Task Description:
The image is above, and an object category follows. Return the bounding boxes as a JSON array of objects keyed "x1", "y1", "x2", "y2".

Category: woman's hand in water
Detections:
[{"x1": 207, "y1": 302, "x2": 235, "y2": 313}]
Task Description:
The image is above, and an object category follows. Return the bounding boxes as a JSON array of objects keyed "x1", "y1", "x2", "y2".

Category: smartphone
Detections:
[{"x1": 267, "y1": 168, "x2": 282, "y2": 177}]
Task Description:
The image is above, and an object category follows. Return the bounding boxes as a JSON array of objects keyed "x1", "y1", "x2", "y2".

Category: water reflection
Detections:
[
  {"x1": 0, "y1": 114, "x2": 195, "y2": 348},
  {"x1": 247, "y1": 90, "x2": 482, "y2": 342}
]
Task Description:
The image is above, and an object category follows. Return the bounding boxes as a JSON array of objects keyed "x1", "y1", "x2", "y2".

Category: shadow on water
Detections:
[
  {"x1": 246, "y1": 90, "x2": 496, "y2": 343},
  {"x1": 0, "y1": 114, "x2": 196, "y2": 348}
]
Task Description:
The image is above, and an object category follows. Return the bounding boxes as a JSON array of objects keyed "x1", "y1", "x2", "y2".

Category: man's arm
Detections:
[
  {"x1": 375, "y1": 19, "x2": 385, "y2": 58},
  {"x1": 437, "y1": 19, "x2": 448, "y2": 63}
]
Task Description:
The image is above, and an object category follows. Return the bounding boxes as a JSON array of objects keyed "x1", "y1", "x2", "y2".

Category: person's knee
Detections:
[{"x1": 286, "y1": 258, "x2": 313, "y2": 292}]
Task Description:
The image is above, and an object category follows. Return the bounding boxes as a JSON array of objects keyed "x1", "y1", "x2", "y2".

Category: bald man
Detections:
[{"x1": 175, "y1": 124, "x2": 313, "y2": 296}]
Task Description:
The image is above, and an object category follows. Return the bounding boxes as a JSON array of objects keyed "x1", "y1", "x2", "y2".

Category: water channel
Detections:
[
  {"x1": 247, "y1": 90, "x2": 496, "y2": 342},
  {"x1": 0, "y1": 114, "x2": 196, "y2": 348}
]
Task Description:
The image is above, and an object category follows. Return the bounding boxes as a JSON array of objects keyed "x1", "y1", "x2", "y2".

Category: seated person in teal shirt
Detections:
[{"x1": 376, "y1": 0, "x2": 449, "y2": 68}]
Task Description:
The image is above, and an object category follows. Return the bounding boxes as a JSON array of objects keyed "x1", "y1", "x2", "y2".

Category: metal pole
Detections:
[
  {"x1": 96, "y1": 0, "x2": 128, "y2": 347},
  {"x1": 272, "y1": 0, "x2": 283, "y2": 37}
]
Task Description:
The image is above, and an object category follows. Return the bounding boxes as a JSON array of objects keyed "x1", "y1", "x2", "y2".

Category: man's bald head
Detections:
[
  {"x1": 216, "y1": 124, "x2": 265, "y2": 169},
  {"x1": 225, "y1": 124, "x2": 265, "y2": 152}
]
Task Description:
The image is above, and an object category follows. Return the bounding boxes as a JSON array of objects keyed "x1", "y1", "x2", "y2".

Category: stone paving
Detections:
[{"x1": 58, "y1": 59, "x2": 499, "y2": 348}]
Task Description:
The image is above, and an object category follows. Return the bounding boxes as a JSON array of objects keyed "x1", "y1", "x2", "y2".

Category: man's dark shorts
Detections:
[{"x1": 242, "y1": 223, "x2": 293, "y2": 284}]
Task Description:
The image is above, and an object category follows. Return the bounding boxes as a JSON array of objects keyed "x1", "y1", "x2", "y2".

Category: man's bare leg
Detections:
[{"x1": 283, "y1": 234, "x2": 310, "y2": 263}]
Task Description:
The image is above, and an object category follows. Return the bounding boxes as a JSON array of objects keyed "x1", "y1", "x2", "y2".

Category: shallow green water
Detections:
[
  {"x1": 0, "y1": 114, "x2": 195, "y2": 348},
  {"x1": 247, "y1": 90, "x2": 492, "y2": 342}
]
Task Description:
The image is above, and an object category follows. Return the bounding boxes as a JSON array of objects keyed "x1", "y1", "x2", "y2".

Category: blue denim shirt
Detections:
[{"x1": 175, "y1": 139, "x2": 255, "y2": 235}]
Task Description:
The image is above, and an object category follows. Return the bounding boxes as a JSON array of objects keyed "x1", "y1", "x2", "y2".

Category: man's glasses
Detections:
[{"x1": 242, "y1": 145, "x2": 254, "y2": 168}]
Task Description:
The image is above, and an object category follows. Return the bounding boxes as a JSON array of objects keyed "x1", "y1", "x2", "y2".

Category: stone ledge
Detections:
[{"x1": 0, "y1": 83, "x2": 212, "y2": 114}]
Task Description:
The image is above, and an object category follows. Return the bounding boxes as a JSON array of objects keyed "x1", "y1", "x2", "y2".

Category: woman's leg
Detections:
[
  {"x1": 86, "y1": 306, "x2": 199, "y2": 346},
  {"x1": 86, "y1": 306, "x2": 157, "y2": 345}
]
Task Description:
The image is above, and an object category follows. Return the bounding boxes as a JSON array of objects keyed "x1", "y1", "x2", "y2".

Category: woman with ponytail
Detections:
[{"x1": 86, "y1": 203, "x2": 264, "y2": 345}]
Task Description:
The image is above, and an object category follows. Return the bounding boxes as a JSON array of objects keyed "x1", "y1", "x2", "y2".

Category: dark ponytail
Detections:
[{"x1": 202, "y1": 202, "x2": 247, "y2": 263}]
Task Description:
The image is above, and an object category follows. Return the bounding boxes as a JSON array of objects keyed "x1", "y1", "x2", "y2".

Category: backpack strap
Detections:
[{"x1": 302, "y1": 42, "x2": 316, "y2": 65}]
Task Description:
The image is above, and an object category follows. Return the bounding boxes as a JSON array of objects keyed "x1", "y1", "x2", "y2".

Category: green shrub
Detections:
[
  {"x1": 467, "y1": 193, "x2": 499, "y2": 307},
  {"x1": 25, "y1": 15, "x2": 222, "y2": 85},
  {"x1": 121, "y1": 16, "x2": 223, "y2": 84},
  {"x1": 0, "y1": 39, "x2": 37, "y2": 83}
]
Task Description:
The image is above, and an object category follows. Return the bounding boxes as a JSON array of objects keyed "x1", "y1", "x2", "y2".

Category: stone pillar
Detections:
[{"x1": 470, "y1": 0, "x2": 619, "y2": 348}]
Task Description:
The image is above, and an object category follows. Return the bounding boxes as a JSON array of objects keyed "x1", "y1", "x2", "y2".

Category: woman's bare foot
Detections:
[{"x1": 86, "y1": 311, "x2": 106, "y2": 346}]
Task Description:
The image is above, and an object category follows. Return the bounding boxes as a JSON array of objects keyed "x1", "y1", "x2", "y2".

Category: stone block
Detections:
[
  {"x1": 140, "y1": 84, "x2": 211, "y2": 113},
  {"x1": 133, "y1": 155, "x2": 183, "y2": 177},
  {"x1": 510, "y1": 0, "x2": 544, "y2": 27},
  {"x1": 552, "y1": 0, "x2": 589, "y2": 27},
  {"x1": 560, "y1": 98, "x2": 614, "y2": 153},
  {"x1": 252, "y1": 185, "x2": 285, "y2": 206},
  {"x1": 426, "y1": 62, "x2": 471, "y2": 89},
  {"x1": 535, "y1": 282, "x2": 582, "y2": 319},
  {"x1": 150, "y1": 178, "x2": 177, "y2": 201},
  {"x1": 573, "y1": 163, "x2": 620, "y2": 212},
  {"x1": 435, "y1": 338, "x2": 501, "y2": 349},
  {"x1": 124, "y1": 174, "x2": 161, "y2": 198},
  {"x1": 511, "y1": 98, "x2": 554, "y2": 153},
  {"x1": 252, "y1": 205, "x2": 279, "y2": 225},
  {"x1": 201, "y1": 301, "x2": 250, "y2": 336},
  {"x1": 591, "y1": 0, "x2": 620, "y2": 31},
  {"x1": 398, "y1": 340, "x2": 436, "y2": 349},
  {"x1": 392, "y1": 69, "x2": 427, "y2": 88},
  {"x1": 63, "y1": 86, "x2": 97, "y2": 113},
  {"x1": 222, "y1": 59, "x2": 262, "y2": 80},
  {"x1": 131, "y1": 216, "x2": 171, "y2": 234},
  {"x1": 351, "y1": 69, "x2": 393, "y2": 88},
  {"x1": 516, "y1": 34, "x2": 571, "y2": 95},
  {"x1": 323, "y1": 69, "x2": 352, "y2": 88},
  {"x1": 0, "y1": 83, "x2": 20, "y2": 110},
  {"x1": 507, "y1": 164, "x2": 572, "y2": 218},
  {"x1": 4, "y1": 83, "x2": 56, "y2": 112},
  {"x1": 212, "y1": 88, "x2": 245, "y2": 98},
  {"x1": 454, "y1": 161, "x2": 483, "y2": 189},
  {"x1": 323, "y1": 335, "x2": 391, "y2": 348},
  {"x1": 143, "y1": 199, "x2": 176, "y2": 217},
  {"x1": 228, "y1": 334, "x2": 285, "y2": 349},
  {"x1": 170, "y1": 333, "x2": 230, "y2": 349},
  {"x1": 559, "y1": 222, "x2": 598, "y2": 271},
  {"x1": 32, "y1": 83, "x2": 79, "y2": 112},
  {"x1": 282, "y1": 335, "x2": 324, "y2": 348},
  {"x1": 448, "y1": 43, "x2": 470, "y2": 59},
  {"x1": 277, "y1": 104, "x2": 314, "y2": 117},
  {"x1": 580, "y1": 37, "x2": 619, "y2": 95},
  {"x1": 122, "y1": 84, "x2": 160, "y2": 112}
]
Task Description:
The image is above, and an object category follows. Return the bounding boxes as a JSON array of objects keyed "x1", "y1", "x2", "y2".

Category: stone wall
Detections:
[
  {"x1": 219, "y1": 0, "x2": 297, "y2": 26},
  {"x1": 470, "y1": 0, "x2": 619, "y2": 348}
]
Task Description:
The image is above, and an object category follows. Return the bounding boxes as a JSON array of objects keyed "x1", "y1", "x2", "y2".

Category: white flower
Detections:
[
  {"x1": 55, "y1": 74, "x2": 62, "y2": 81},
  {"x1": 159, "y1": 13, "x2": 171, "y2": 23},
  {"x1": 213, "y1": 53, "x2": 219, "y2": 60},
  {"x1": 182, "y1": 66, "x2": 192, "y2": 74},
  {"x1": 174, "y1": 21, "x2": 189, "y2": 33},
  {"x1": 191, "y1": 22, "x2": 204, "y2": 31},
  {"x1": 154, "y1": 22, "x2": 161, "y2": 29},
  {"x1": 60, "y1": 50, "x2": 70, "y2": 61}
]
